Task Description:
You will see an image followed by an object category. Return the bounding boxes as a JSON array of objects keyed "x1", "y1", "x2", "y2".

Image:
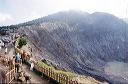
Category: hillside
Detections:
[{"x1": 1, "y1": 11, "x2": 128, "y2": 83}]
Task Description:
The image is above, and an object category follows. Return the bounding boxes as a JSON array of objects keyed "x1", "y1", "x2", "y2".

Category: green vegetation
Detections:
[
  {"x1": 18, "y1": 38, "x2": 27, "y2": 48},
  {"x1": 15, "y1": 37, "x2": 20, "y2": 47},
  {"x1": 36, "y1": 60, "x2": 75, "y2": 79},
  {"x1": 16, "y1": 36, "x2": 76, "y2": 82}
]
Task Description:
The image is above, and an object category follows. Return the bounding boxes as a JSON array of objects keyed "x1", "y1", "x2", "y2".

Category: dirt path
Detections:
[
  {"x1": 23, "y1": 64, "x2": 49, "y2": 83},
  {"x1": 7, "y1": 44, "x2": 49, "y2": 84}
]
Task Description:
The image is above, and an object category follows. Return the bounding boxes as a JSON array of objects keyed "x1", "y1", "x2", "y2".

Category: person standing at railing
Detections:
[
  {"x1": 30, "y1": 61, "x2": 34, "y2": 71},
  {"x1": 15, "y1": 53, "x2": 21, "y2": 63},
  {"x1": 15, "y1": 53, "x2": 21, "y2": 72},
  {"x1": 12, "y1": 56, "x2": 15, "y2": 69},
  {"x1": 21, "y1": 50, "x2": 26, "y2": 63},
  {"x1": 30, "y1": 47, "x2": 32, "y2": 57},
  {"x1": 29, "y1": 57, "x2": 35, "y2": 71},
  {"x1": 5, "y1": 47, "x2": 7, "y2": 54},
  {"x1": 0, "y1": 46, "x2": 1, "y2": 50},
  {"x1": 12, "y1": 40, "x2": 16, "y2": 47}
]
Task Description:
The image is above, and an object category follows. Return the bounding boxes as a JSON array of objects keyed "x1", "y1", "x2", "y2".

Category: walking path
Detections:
[
  {"x1": 23, "y1": 64, "x2": 48, "y2": 83},
  {"x1": 6, "y1": 44, "x2": 49, "y2": 84}
]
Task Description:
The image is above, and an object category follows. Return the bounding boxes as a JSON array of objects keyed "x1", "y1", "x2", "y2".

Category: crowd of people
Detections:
[
  {"x1": 14, "y1": 51, "x2": 35, "y2": 83},
  {"x1": 0, "y1": 50, "x2": 35, "y2": 83},
  {"x1": 0, "y1": 50, "x2": 34, "y2": 83},
  {"x1": 0, "y1": 33, "x2": 36, "y2": 83}
]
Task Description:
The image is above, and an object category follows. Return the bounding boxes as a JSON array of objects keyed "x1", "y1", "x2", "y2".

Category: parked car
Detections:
[{"x1": 1, "y1": 38, "x2": 10, "y2": 44}]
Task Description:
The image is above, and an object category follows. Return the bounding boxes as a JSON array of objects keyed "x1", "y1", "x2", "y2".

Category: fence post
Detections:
[
  {"x1": 11, "y1": 70, "x2": 12, "y2": 81},
  {"x1": 60, "y1": 74, "x2": 62, "y2": 83},
  {"x1": 61, "y1": 74, "x2": 63, "y2": 84},
  {"x1": 51, "y1": 70, "x2": 53, "y2": 79},
  {"x1": 47, "y1": 68, "x2": 49, "y2": 77},
  {"x1": 47, "y1": 68, "x2": 49, "y2": 76},
  {"x1": 42, "y1": 67, "x2": 44, "y2": 73},
  {"x1": 64, "y1": 76, "x2": 66, "y2": 84},
  {"x1": 58, "y1": 74, "x2": 59, "y2": 83},
  {"x1": 41, "y1": 67, "x2": 43, "y2": 73},
  {"x1": 46, "y1": 68, "x2": 48, "y2": 76},
  {"x1": 39, "y1": 67, "x2": 41, "y2": 72},
  {"x1": 44, "y1": 67, "x2": 46, "y2": 75},
  {"x1": 71, "y1": 80, "x2": 74, "y2": 84},
  {"x1": 58, "y1": 74, "x2": 60, "y2": 83},
  {"x1": 55, "y1": 73, "x2": 57, "y2": 81},
  {"x1": 66, "y1": 75, "x2": 69, "y2": 84},
  {"x1": 53, "y1": 72, "x2": 55, "y2": 80},
  {"x1": 49, "y1": 68, "x2": 51, "y2": 77},
  {"x1": 56, "y1": 73, "x2": 58, "y2": 82},
  {"x1": 45, "y1": 68, "x2": 47, "y2": 76}
]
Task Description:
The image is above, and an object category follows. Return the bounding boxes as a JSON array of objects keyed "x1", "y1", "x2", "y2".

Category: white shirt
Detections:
[{"x1": 5, "y1": 48, "x2": 7, "y2": 53}]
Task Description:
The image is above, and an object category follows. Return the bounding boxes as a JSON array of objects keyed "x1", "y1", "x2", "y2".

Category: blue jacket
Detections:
[{"x1": 16, "y1": 55, "x2": 21, "y2": 61}]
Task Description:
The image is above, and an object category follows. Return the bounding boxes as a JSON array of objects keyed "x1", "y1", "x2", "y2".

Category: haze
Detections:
[{"x1": 0, "y1": 0, "x2": 128, "y2": 26}]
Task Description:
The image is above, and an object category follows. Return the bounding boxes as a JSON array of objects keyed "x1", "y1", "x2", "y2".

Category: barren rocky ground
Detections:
[{"x1": 1, "y1": 11, "x2": 128, "y2": 83}]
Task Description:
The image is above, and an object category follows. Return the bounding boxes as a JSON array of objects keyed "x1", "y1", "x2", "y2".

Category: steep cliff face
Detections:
[{"x1": 18, "y1": 11, "x2": 128, "y2": 83}]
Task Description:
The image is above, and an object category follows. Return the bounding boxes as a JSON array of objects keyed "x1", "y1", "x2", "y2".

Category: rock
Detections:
[
  {"x1": 4, "y1": 11, "x2": 128, "y2": 83},
  {"x1": 18, "y1": 76, "x2": 25, "y2": 82},
  {"x1": 41, "y1": 59, "x2": 47, "y2": 64},
  {"x1": 102, "y1": 82, "x2": 109, "y2": 84},
  {"x1": 14, "y1": 73, "x2": 19, "y2": 81}
]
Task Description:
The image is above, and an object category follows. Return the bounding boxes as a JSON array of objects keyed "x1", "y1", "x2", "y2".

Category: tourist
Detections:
[
  {"x1": 0, "y1": 46, "x2": 1, "y2": 50},
  {"x1": 21, "y1": 50, "x2": 26, "y2": 63},
  {"x1": 30, "y1": 61, "x2": 34, "y2": 71},
  {"x1": 15, "y1": 53, "x2": 21, "y2": 63},
  {"x1": 12, "y1": 40, "x2": 16, "y2": 47},
  {"x1": 11, "y1": 56, "x2": 15, "y2": 69},
  {"x1": 15, "y1": 53, "x2": 21, "y2": 72},
  {"x1": 30, "y1": 48, "x2": 32, "y2": 57},
  {"x1": 5, "y1": 47, "x2": 7, "y2": 54}
]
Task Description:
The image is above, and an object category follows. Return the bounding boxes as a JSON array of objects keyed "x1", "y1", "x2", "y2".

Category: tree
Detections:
[{"x1": 18, "y1": 38, "x2": 27, "y2": 48}]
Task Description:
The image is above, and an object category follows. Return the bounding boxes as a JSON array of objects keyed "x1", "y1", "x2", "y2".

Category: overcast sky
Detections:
[{"x1": 0, "y1": 0, "x2": 128, "y2": 26}]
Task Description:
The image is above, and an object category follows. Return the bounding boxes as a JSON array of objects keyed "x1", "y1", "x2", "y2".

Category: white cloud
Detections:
[
  {"x1": 28, "y1": 11, "x2": 41, "y2": 20},
  {"x1": 1, "y1": 0, "x2": 128, "y2": 26},
  {"x1": 0, "y1": 13, "x2": 13, "y2": 23}
]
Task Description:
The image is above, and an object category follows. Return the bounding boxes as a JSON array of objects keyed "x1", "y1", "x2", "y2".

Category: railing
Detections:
[
  {"x1": 0, "y1": 55, "x2": 15, "y2": 83},
  {"x1": 34, "y1": 64, "x2": 78, "y2": 84},
  {"x1": 15, "y1": 48, "x2": 78, "y2": 84},
  {"x1": 5, "y1": 68, "x2": 15, "y2": 83}
]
